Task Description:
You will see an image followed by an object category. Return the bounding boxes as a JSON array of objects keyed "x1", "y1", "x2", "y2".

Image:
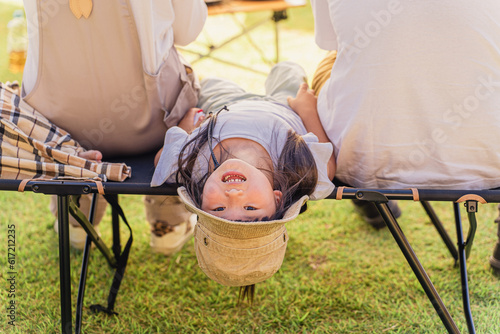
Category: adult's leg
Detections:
[
  {"x1": 352, "y1": 198, "x2": 402, "y2": 229},
  {"x1": 490, "y1": 204, "x2": 500, "y2": 273},
  {"x1": 144, "y1": 195, "x2": 196, "y2": 255},
  {"x1": 51, "y1": 194, "x2": 107, "y2": 250}
]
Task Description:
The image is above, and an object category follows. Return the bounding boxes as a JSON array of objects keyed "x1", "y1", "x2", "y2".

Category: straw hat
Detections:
[{"x1": 177, "y1": 187, "x2": 308, "y2": 286}]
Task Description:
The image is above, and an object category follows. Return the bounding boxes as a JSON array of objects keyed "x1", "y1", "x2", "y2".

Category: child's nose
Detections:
[{"x1": 225, "y1": 188, "x2": 243, "y2": 197}]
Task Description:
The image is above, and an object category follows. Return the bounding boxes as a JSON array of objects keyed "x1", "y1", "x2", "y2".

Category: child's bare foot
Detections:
[{"x1": 78, "y1": 150, "x2": 103, "y2": 162}]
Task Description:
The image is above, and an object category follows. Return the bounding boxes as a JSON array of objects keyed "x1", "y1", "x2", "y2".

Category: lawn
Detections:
[{"x1": 1, "y1": 1, "x2": 499, "y2": 334}]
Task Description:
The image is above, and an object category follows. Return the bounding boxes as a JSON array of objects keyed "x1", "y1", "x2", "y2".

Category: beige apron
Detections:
[
  {"x1": 23, "y1": 0, "x2": 194, "y2": 235},
  {"x1": 22, "y1": 0, "x2": 199, "y2": 157}
]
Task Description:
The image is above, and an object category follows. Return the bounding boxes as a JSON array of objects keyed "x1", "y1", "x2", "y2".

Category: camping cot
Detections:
[{"x1": 1, "y1": 151, "x2": 499, "y2": 334}]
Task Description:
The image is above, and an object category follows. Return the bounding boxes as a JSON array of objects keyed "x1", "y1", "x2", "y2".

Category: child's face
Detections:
[{"x1": 201, "y1": 159, "x2": 282, "y2": 221}]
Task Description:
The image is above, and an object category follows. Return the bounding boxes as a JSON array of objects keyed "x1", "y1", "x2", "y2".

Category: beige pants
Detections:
[
  {"x1": 143, "y1": 195, "x2": 192, "y2": 236},
  {"x1": 50, "y1": 194, "x2": 191, "y2": 232},
  {"x1": 50, "y1": 194, "x2": 108, "y2": 227}
]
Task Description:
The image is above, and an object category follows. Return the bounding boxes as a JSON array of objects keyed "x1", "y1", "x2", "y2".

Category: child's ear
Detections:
[{"x1": 273, "y1": 190, "x2": 283, "y2": 205}]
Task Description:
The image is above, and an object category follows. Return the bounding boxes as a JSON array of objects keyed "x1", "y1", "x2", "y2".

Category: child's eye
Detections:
[
  {"x1": 214, "y1": 207, "x2": 225, "y2": 212},
  {"x1": 245, "y1": 206, "x2": 257, "y2": 211}
]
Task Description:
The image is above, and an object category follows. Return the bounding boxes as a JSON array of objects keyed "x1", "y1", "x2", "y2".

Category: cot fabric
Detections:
[{"x1": 0, "y1": 83, "x2": 131, "y2": 182}]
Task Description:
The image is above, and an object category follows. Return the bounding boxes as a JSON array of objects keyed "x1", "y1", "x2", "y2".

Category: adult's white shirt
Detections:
[
  {"x1": 311, "y1": 0, "x2": 500, "y2": 190},
  {"x1": 22, "y1": 0, "x2": 207, "y2": 93}
]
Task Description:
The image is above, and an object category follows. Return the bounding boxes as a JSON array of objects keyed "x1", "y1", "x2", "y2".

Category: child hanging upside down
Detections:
[{"x1": 151, "y1": 61, "x2": 335, "y2": 297}]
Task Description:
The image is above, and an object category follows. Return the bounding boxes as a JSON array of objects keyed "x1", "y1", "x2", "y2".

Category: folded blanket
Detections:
[{"x1": 0, "y1": 82, "x2": 131, "y2": 182}]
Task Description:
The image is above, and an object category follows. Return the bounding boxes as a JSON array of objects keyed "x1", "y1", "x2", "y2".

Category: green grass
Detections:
[
  {"x1": 1, "y1": 1, "x2": 500, "y2": 333},
  {"x1": 1, "y1": 194, "x2": 499, "y2": 333},
  {"x1": 179, "y1": 2, "x2": 326, "y2": 94}
]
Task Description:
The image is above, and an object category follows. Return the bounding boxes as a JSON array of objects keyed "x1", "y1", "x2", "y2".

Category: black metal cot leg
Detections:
[
  {"x1": 111, "y1": 194, "x2": 121, "y2": 259},
  {"x1": 75, "y1": 194, "x2": 99, "y2": 334},
  {"x1": 374, "y1": 201, "x2": 461, "y2": 334},
  {"x1": 57, "y1": 195, "x2": 73, "y2": 334},
  {"x1": 490, "y1": 210, "x2": 500, "y2": 273},
  {"x1": 421, "y1": 201, "x2": 458, "y2": 262},
  {"x1": 453, "y1": 203, "x2": 476, "y2": 334}
]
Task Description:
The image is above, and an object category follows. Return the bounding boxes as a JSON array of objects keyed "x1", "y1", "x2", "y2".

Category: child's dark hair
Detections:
[
  {"x1": 175, "y1": 114, "x2": 318, "y2": 220},
  {"x1": 175, "y1": 114, "x2": 216, "y2": 205},
  {"x1": 238, "y1": 285, "x2": 255, "y2": 305}
]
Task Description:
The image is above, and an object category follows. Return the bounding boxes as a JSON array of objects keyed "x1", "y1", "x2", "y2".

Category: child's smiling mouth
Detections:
[{"x1": 222, "y1": 172, "x2": 247, "y2": 183}]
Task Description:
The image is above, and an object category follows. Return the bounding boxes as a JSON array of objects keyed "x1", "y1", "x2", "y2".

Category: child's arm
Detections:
[
  {"x1": 288, "y1": 83, "x2": 336, "y2": 180},
  {"x1": 154, "y1": 148, "x2": 163, "y2": 167},
  {"x1": 155, "y1": 107, "x2": 205, "y2": 167}
]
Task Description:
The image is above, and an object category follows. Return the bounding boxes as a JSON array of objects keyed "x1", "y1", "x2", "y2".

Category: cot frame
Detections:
[{"x1": 1, "y1": 152, "x2": 498, "y2": 334}]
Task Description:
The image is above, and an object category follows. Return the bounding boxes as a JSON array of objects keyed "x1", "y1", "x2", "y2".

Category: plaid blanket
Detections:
[{"x1": 0, "y1": 82, "x2": 131, "y2": 181}]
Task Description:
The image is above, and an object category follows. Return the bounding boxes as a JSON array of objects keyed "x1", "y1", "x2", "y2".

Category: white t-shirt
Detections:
[
  {"x1": 312, "y1": 0, "x2": 500, "y2": 190},
  {"x1": 22, "y1": 0, "x2": 207, "y2": 92},
  {"x1": 152, "y1": 100, "x2": 335, "y2": 200}
]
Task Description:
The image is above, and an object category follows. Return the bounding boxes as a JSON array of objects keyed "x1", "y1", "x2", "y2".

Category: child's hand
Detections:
[
  {"x1": 78, "y1": 150, "x2": 103, "y2": 163},
  {"x1": 178, "y1": 107, "x2": 205, "y2": 134},
  {"x1": 154, "y1": 148, "x2": 163, "y2": 166},
  {"x1": 287, "y1": 83, "x2": 318, "y2": 120}
]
